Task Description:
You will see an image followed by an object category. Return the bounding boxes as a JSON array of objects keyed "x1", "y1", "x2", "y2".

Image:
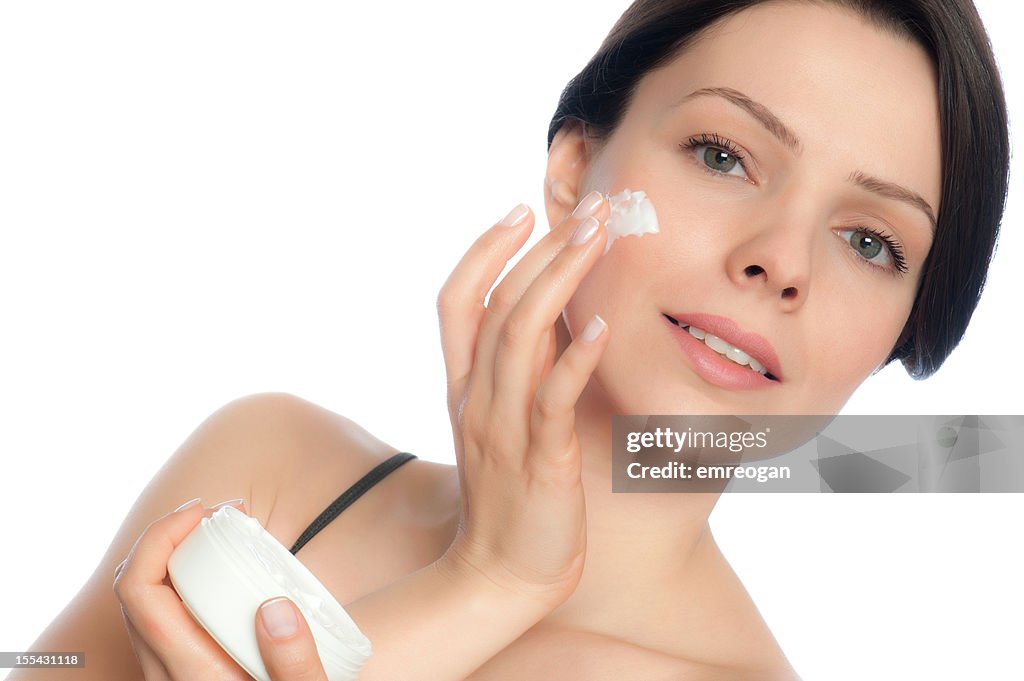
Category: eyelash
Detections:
[
  {"x1": 679, "y1": 131, "x2": 910, "y2": 277},
  {"x1": 842, "y1": 227, "x2": 909, "y2": 276},
  {"x1": 679, "y1": 133, "x2": 751, "y2": 180}
]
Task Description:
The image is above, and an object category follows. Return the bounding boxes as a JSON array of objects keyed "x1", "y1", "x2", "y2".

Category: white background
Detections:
[{"x1": 1, "y1": 2, "x2": 1020, "y2": 679}]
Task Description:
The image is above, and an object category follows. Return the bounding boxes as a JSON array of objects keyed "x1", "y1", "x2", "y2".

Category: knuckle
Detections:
[
  {"x1": 557, "y1": 343, "x2": 583, "y2": 373},
  {"x1": 134, "y1": 609, "x2": 165, "y2": 643},
  {"x1": 498, "y1": 316, "x2": 529, "y2": 349},
  {"x1": 114, "y1": 590, "x2": 163, "y2": 641},
  {"x1": 533, "y1": 390, "x2": 564, "y2": 421},
  {"x1": 487, "y1": 287, "x2": 518, "y2": 317},
  {"x1": 112, "y1": 572, "x2": 134, "y2": 602},
  {"x1": 113, "y1": 583, "x2": 147, "y2": 621}
]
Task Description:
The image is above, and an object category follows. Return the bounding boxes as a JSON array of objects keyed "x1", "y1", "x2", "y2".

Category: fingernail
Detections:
[
  {"x1": 174, "y1": 497, "x2": 202, "y2": 513},
  {"x1": 261, "y1": 597, "x2": 299, "y2": 640},
  {"x1": 570, "y1": 216, "x2": 599, "y2": 245},
  {"x1": 499, "y1": 203, "x2": 529, "y2": 228},
  {"x1": 581, "y1": 314, "x2": 607, "y2": 343},
  {"x1": 571, "y1": 190, "x2": 603, "y2": 219},
  {"x1": 211, "y1": 498, "x2": 245, "y2": 511}
]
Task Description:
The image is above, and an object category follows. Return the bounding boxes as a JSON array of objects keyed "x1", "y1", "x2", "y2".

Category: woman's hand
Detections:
[
  {"x1": 113, "y1": 497, "x2": 330, "y2": 681},
  {"x1": 436, "y1": 191, "x2": 611, "y2": 609}
]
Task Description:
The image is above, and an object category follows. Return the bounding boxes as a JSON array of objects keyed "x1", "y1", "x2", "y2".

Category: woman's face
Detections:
[{"x1": 548, "y1": 1, "x2": 940, "y2": 416}]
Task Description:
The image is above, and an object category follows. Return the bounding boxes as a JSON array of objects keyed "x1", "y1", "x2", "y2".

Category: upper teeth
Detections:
[{"x1": 670, "y1": 318, "x2": 767, "y2": 375}]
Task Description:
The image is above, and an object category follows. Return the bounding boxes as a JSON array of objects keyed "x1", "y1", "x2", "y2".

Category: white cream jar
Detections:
[{"x1": 168, "y1": 505, "x2": 372, "y2": 681}]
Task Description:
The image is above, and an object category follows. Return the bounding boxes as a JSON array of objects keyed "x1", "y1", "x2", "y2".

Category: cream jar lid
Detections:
[{"x1": 168, "y1": 506, "x2": 371, "y2": 681}]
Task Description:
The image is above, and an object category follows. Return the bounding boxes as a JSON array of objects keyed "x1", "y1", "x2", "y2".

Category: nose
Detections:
[{"x1": 725, "y1": 212, "x2": 814, "y2": 311}]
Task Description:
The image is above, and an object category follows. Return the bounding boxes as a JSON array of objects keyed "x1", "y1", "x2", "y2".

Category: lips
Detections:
[{"x1": 663, "y1": 312, "x2": 784, "y2": 383}]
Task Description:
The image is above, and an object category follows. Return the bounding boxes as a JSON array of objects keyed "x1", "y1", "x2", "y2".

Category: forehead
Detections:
[{"x1": 629, "y1": 1, "x2": 942, "y2": 212}]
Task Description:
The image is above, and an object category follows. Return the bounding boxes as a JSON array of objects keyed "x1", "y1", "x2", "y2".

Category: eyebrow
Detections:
[{"x1": 675, "y1": 86, "x2": 937, "y2": 232}]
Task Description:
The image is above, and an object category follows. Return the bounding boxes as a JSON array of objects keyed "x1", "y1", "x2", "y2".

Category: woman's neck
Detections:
[{"x1": 534, "y1": 317, "x2": 778, "y2": 665}]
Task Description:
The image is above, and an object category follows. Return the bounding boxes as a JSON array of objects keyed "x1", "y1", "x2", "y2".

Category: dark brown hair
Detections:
[{"x1": 547, "y1": 0, "x2": 1009, "y2": 379}]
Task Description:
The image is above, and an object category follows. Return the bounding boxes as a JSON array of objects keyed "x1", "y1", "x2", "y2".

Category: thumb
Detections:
[{"x1": 256, "y1": 597, "x2": 329, "y2": 681}]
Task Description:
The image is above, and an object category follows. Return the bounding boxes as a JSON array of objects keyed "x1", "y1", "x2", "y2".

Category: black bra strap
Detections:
[{"x1": 289, "y1": 451, "x2": 418, "y2": 555}]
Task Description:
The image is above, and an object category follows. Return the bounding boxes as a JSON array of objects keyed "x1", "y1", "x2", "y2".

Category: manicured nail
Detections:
[
  {"x1": 499, "y1": 203, "x2": 530, "y2": 228},
  {"x1": 261, "y1": 597, "x2": 299, "y2": 640},
  {"x1": 571, "y1": 190, "x2": 603, "y2": 219},
  {"x1": 174, "y1": 497, "x2": 202, "y2": 513},
  {"x1": 570, "y1": 216, "x2": 599, "y2": 245},
  {"x1": 211, "y1": 498, "x2": 245, "y2": 511},
  {"x1": 581, "y1": 314, "x2": 607, "y2": 343}
]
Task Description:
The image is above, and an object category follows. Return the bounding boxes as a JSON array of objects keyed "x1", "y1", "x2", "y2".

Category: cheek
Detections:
[
  {"x1": 811, "y1": 294, "x2": 912, "y2": 390},
  {"x1": 563, "y1": 239, "x2": 646, "y2": 330}
]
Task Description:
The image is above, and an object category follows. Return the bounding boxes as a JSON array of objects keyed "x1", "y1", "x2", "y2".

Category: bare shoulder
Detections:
[
  {"x1": 12, "y1": 391, "x2": 457, "y2": 681},
  {"x1": 248, "y1": 393, "x2": 462, "y2": 604},
  {"x1": 140, "y1": 390, "x2": 460, "y2": 604},
  {"x1": 133, "y1": 390, "x2": 461, "y2": 611},
  {"x1": 177, "y1": 390, "x2": 459, "y2": 535}
]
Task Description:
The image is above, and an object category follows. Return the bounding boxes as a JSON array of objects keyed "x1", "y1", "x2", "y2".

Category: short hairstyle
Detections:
[{"x1": 547, "y1": 0, "x2": 1009, "y2": 379}]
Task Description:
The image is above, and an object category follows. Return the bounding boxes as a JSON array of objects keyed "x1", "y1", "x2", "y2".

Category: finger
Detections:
[
  {"x1": 112, "y1": 498, "x2": 244, "y2": 584},
  {"x1": 116, "y1": 498, "x2": 207, "y2": 595},
  {"x1": 529, "y1": 313, "x2": 609, "y2": 473},
  {"x1": 538, "y1": 324, "x2": 558, "y2": 386},
  {"x1": 476, "y1": 192, "x2": 609, "y2": 419},
  {"x1": 256, "y1": 597, "x2": 330, "y2": 681},
  {"x1": 489, "y1": 211, "x2": 607, "y2": 427},
  {"x1": 436, "y1": 203, "x2": 535, "y2": 414},
  {"x1": 114, "y1": 498, "x2": 247, "y2": 675},
  {"x1": 121, "y1": 598, "x2": 249, "y2": 681},
  {"x1": 116, "y1": 497, "x2": 246, "y2": 590},
  {"x1": 119, "y1": 603, "x2": 174, "y2": 681}
]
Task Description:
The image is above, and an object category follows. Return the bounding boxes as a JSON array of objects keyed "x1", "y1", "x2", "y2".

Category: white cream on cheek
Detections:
[{"x1": 602, "y1": 188, "x2": 660, "y2": 254}]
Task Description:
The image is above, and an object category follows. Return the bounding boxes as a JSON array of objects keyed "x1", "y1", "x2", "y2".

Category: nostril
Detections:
[
  {"x1": 744, "y1": 265, "x2": 765, "y2": 277},
  {"x1": 781, "y1": 286, "x2": 798, "y2": 299}
]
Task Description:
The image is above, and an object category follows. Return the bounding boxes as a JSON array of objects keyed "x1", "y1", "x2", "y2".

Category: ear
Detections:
[{"x1": 543, "y1": 120, "x2": 593, "y2": 232}]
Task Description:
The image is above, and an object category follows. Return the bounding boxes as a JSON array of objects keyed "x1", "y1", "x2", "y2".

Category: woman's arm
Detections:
[
  {"x1": 11, "y1": 391, "x2": 557, "y2": 681},
  {"x1": 6, "y1": 392, "x2": 320, "y2": 681},
  {"x1": 339, "y1": 550, "x2": 557, "y2": 680},
  {"x1": 112, "y1": 495, "x2": 557, "y2": 681}
]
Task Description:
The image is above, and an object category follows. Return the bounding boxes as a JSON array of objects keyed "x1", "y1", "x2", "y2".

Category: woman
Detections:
[{"x1": 10, "y1": 0, "x2": 1008, "y2": 679}]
